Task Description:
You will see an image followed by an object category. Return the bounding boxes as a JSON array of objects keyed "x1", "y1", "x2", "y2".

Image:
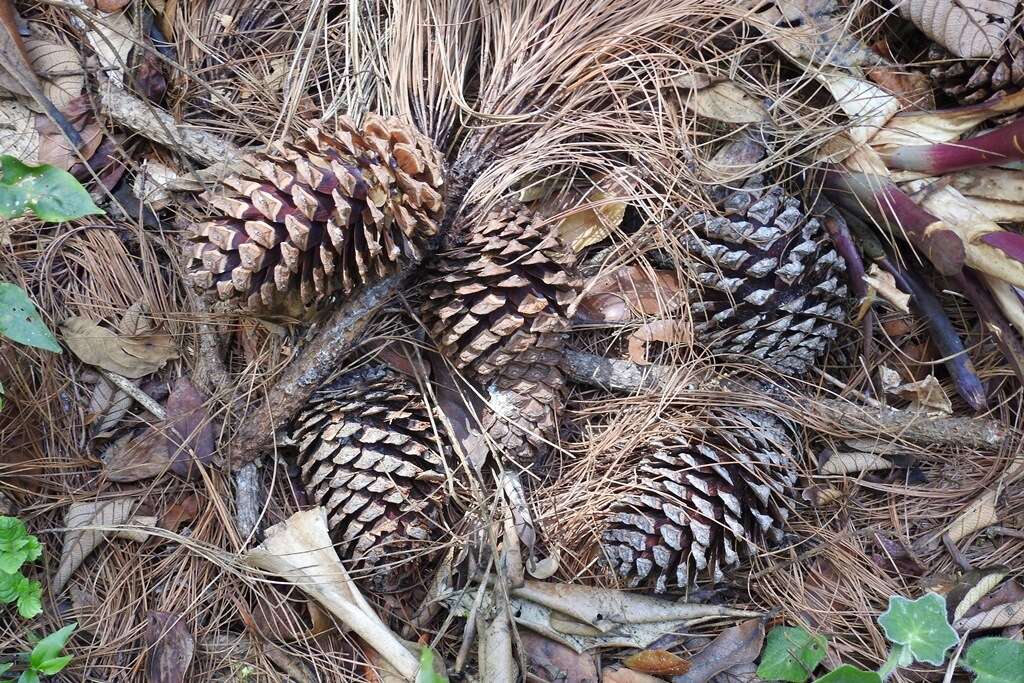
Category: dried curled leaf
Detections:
[
  {"x1": 673, "y1": 617, "x2": 766, "y2": 683},
  {"x1": 21, "y1": 30, "x2": 85, "y2": 112},
  {"x1": 945, "y1": 489, "x2": 1000, "y2": 543},
  {"x1": 863, "y1": 264, "x2": 911, "y2": 314},
  {"x1": 627, "y1": 320, "x2": 689, "y2": 364},
  {"x1": 898, "y1": 0, "x2": 1014, "y2": 59},
  {"x1": 52, "y1": 498, "x2": 137, "y2": 595},
  {"x1": 819, "y1": 451, "x2": 894, "y2": 475},
  {"x1": 102, "y1": 429, "x2": 170, "y2": 482},
  {"x1": 577, "y1": 267, "x2": 682, "y2": 323},
  {"x1": 147, "y1": 611, "x2": 195, "y2": 683},
  {"x1": 891, "y1": 375, "x2": 952, "y2": 415},
  {"x1": 551, "y1": 168, "x2": 637, "y2": 252},
  {"x1": 680, "y1": 80, "x2": 767, "y2": 124},
  {"x1": 61, "y1": 316, "x2": 177, "y2": 378}
]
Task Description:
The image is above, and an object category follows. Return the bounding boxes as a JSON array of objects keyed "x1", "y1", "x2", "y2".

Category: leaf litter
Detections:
[{"x1": 3, "y1": 0, "x2": 1024, "y2": 681}]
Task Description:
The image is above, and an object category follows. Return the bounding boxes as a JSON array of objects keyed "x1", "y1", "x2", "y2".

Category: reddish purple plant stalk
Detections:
[
  {"x1": 954, "y1": 270, "x2": 1024, "y2": 389},
  {"x1": 821, "y1": 166, "x2": 965, "y2": 276},
  {"x1": 821, "y1": 210, "x2": 874, "y2": 360},
  {"x1": 879, "y1": 258, "x2": 987, "y2": 411},
  {"x1": 884, "y1": 117, "x2": 1024, "y2": 175}
]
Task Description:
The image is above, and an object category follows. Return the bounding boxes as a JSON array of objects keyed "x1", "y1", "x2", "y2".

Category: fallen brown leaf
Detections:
[
  {"x1": 158, "y1": 494, "x2": 201, "y2": 533},
  {"x1": 866, "y1": 67, "x2": 934, "y2": 110},
  {"x1": 164, "y1": 377, "x2": 215, "y2": 477},
  {"x1": 103, "y1": 429, "x2": 171, "y2": 482},
  {"x1": 21, "y1": 30, "x2": 85, "y2": 112},
  {"x1": 548, "y1": 168, "x2": 637, "y2": 252},
  {"x1": 61, "y1": 316, "x2": 178, "y2": 379},
  {"x1": 680, "y1": 79, "x2": 767, "y2": 124},
  {"x1": 899, "y1": 0, "x2": 1012, "y2": 59},
  {"x1": 147, "y1": 611, "x2": 194, "y2": 683},
  {"x1": 672, "y1": 617, "x2": 766, "y2": 683},
  {"x1": 604, "y1": 667, "x2": 668, "y2": 683},
  {"x1": 863, "y1": 264, "x2": 910, "y2": 314},
  {"x1": 521, "y1": 630, "x2": 599, "y2": 683},
  {"x1": 577, "y1": 267, "x2": 682, "y2": 323},
  {"x1": 36, "y1": 97, "x2": 102, "y2": 170},
  {"x1": 52, "y1": 498, "x2": 137, "y2": 595},
  {"x1": 628, "y1": 320, "x2": 689, "y2": 364},
  {"x1": 623, "y1": 649, "x2": 690, "y2": 676}
]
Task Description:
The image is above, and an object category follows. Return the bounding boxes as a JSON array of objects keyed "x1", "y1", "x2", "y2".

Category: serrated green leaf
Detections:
[
  {"x1": 416, "y1": 647, "x2": 448, "y2": 683},
  {"x1": 0, "y1": 571, "x2": 20, "y2": 602},
  {"x1": 29, "y1": 624, "x2": 76, "y2": 670},
  {"x1": 877, "y1": 593, "x2": 958, "y2": 666},
  {"x1": 36, "y1": 655, "x2": 72, "y2": 676},
  {"x1": 16, "y1": 579, "x2": 42, "y2": 619},
  {"x1": 0, "y1": 285, "x2": 60, "y2": 353},
  {"x1": 758, "y1": 626, "x2": 828, "y2": 682},
  {"x1": 812, "y1": 665, "x2": 883, "y2": 683},
  {"x1": 0, "y1": 156, "x2": 102, "y2": 223},
  {"x1": 962, "y1": 637, "x2": 1024, "y2": 683}
]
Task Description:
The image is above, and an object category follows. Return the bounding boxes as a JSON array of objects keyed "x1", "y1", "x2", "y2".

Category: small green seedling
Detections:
[
  {"x1": 416, "y1": 646, "x2": 449, "y2": 683},
  {"x1": 0, "y1": 517, "x2": 43, "y2": 618},
  {"x1": 0, "y1": 155, "x2": 101, "y2": 223},
  {"x1": 876, "y1": 593, "x2": 959, "y2": 677},
  {"x1": 757, "y1": 592, "x2": 1022, "y2": 683},
  {"x1": 757, "y1": 626, "x2": 829, "y2": 682},
  {"x1": 12, "y1": 622, "x2": 77, "y2": 683}
]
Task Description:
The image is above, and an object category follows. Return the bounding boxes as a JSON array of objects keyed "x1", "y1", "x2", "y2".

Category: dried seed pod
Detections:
[
  {"x1": 602, "y1": 410, "x2": 797, "y2": 592},
  {"x1": 188, "y1": 114, "x2": 445, "y2": 310},
  {"x1": 290, "y1": 365, "x2": 448, "y2": 591},
  {"x1": 421, "y1": 203, "x2": 582, "y2": 466},
  {"x1": 687, "y1": 175, "x2": 849, "y2": 376}
]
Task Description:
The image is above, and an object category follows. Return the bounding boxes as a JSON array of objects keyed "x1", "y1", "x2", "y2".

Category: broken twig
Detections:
[
  {"x1": 563, "y1": 350, "x2": 1007, "y2": 451},
  {"x1": 229, "y1": 270, "x2": 411, "y2": 469}
]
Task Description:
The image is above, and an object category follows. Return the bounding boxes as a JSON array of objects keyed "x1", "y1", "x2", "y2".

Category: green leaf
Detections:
[
  {"x1": 812, "y1": 665, "x2": 883, "y2": 683},
  {"x1": 0, "y1": 571, "x2": 20, "y2": 602},
  {"x1": 877, "y1": 593, "x2": 958, "y2": 666},
  {"x1": 0, "y1": 662, "x2": 11, "y2": 675},
  {"x1": 29, "y1": 624, "x2": 76, "y2": 671},
  {"x1": 0, "y1": 285, "x2": 60, "y2": 353},
  {"x1": 415, "y1": 647, "x2": 448, "y2": 683},
  {"x1": 962, "y1": 637, "x2": 1024, "y2": 683},
  {"x1": 0, "y1": 155, "x2": 102, "y2": 223},
  {"x1": 35, "y1": 655, "x2": 72, "y2": 676},
  {"x1": 16, "y1": 578, "x2": 42, "y2": 619},
  {"x1": 17, "y1": 669, "x2": 39, "y2": 683},
  {"x1": 758, "y1": 626, "x2": 828, "y2": 682}
]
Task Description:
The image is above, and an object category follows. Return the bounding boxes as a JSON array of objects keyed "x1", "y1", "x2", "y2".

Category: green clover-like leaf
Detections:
[
  {"x1": 812, "y1": 665, "x2": 883, "y2": 683},
  {"x1": 0, "y1": 516, "x2": 44, "y2": 574},
  {"x1": 0, "y1": 285, "x2": 61, "y2": 353},
  {"x1": 16, "y1": 578, "x2": 42, "y2": 619},
  {"x1": 877, "y1": 593, "x2": 958, "y2": 666},
  {"x1": 415, "y1": 646, "x2": 448, "y2": 683},
  {"x1": 0, "y1": 155, "x2": 102, "y2": 223},
  {"x1": 29, "y1": 624, "x2": 76, "y2": 672},
  {"x1": 758, "y1": 626, "x2": 829, "y2": 682},
  {"x1": 962, "y1": 637, "x2": 1024, "y2": 683}
]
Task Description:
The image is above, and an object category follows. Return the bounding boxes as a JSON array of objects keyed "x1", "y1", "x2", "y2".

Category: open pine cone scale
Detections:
[{"x1": 188, "y1": 114, "x2": 445, "y2": 310}]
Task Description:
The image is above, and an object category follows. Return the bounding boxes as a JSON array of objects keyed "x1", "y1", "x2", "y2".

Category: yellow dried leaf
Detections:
[
  {"x1": 555, "y1": 168, "x2": 637, "y2": 252},
  {"x1": 623, "y1": 650, "x2": 691, "y2": 676},
  {"x1": 681, "y1": 80, "x2": 767, "y2": 124}
]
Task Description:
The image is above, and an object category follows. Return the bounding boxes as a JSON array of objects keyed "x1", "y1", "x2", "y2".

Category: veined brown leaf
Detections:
[
  {"x1": 61, "y1": 316, "x2": 178, "y2": 379},
  {"x1": 52, "y1": 498, "x2": 138, "y2": 595},
  {"x1": 898, "y1": 0, "x2": 1013, "y2": 59},
  {"x1": 679, "y1": 79, "x2": 767, "y2": 124},
  {"x1": 623, "y1": 649, "x2": 690, "y2": 676}
]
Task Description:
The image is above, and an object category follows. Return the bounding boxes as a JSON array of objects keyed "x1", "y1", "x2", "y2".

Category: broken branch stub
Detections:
[{"x1": 228, "y1": 269, "x2": 410, "y2": 469}]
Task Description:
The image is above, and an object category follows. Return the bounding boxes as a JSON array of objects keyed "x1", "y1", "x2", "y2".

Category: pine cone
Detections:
[
  {"x1": 687, "y1": 175, "x2": 848, "y2": 376},
  {"x1": 290, "y1": 365, "x2": 448, "y2": 590},
  {"x1": 928, "y1": 32, "x2": 1024, "y2": 104},
  {"x1": 601, "y1": 410, "x2": 796, "y2": 592},
  {"x1": 421, "y1": 204, "x2": 582, "y2": 466},
  {"x1": 188, "y1": 115, "x2": 445, "y2": 310}
]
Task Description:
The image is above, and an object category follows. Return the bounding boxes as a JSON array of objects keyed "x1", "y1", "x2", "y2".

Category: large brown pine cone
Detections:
[
  {"x1": 928, "y1": 31, "x2": 1024, "y2": 104},
  {"x1": 601, "y1": 410, "x2": 796, "y2": 592},
  {"x1": 686, "y1": 175, "x2": 848, "y2": 376},
  {"x1": 421, "y1": 204, "x2": 582, "y2": 466},
  {"x1": 188, "y1": 115, "x2": 445, "y2": 310},
  {"x1": 290, "y1": 365, "x2": 449, "y2": 590}
]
